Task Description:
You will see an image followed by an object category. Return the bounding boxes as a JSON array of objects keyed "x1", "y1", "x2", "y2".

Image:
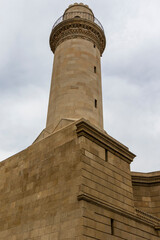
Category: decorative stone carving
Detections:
[{"x1": 50, "y1": 18, "x2": 106, "y2": 55}]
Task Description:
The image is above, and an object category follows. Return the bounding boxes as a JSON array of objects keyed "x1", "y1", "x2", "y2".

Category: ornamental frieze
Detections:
[{"x1": 50, "y1": 20, "x2": 106, "y2": 55}]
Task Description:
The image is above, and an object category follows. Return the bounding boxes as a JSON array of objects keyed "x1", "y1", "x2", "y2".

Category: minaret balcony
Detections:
[
  {"x1": 52, "y1": 11, "x2": 104, "y2": 32},
  {"x1": 50, "y1": 11, "x2": 106, "y2": 55}
]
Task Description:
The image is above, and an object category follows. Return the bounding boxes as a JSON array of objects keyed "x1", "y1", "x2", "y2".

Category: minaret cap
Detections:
[{"x1": 64, "y1": 3, "x2": 94, "y2": 16}]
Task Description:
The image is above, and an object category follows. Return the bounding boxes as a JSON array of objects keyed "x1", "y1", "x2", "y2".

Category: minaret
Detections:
[{"x1": 46, "y1": 3, "x2": 106, "y2": 131}]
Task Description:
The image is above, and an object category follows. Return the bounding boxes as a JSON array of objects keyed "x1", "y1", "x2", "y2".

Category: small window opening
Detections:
[
  {"x1": 105, "y1": 149, "x2": 108, "y2": 161},
  {"x1": 94, "y1": 44, "x2": 96, "y2": 48},
  {"x1": 111, "y1": 219, "x2": 114, "y2": 235},
  {"x1": 94, "y1": 66, "x2": 96, "y2": 73},
  {"x1": 95, "y1": 99, "x2": 97, "y2": 108}
]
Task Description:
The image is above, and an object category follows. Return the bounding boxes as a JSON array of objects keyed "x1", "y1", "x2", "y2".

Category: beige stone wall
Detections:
[
  {"x1": 78, "y1": 136, "x2": 135, "y2": 213},
  {"x1": 132, "y1": 172, "x2": 160, "y2": 218},
  {"x1": 81, "y1": 201, "x2": 160, "y2": 239},
  {"x1": 0, "y1": 124, "x2": 83, "y2": 240},
  {"x1": 47, "y1": 39, "x2": 103, "y2": 130},
  {"x1": 0, "y1": 121, "x2": 159, "y2": 239}
]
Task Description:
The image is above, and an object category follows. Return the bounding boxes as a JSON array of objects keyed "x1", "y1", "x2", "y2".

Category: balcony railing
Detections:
[{"x1": 52, "y1": 12, "x2": 104, "y2": 31}]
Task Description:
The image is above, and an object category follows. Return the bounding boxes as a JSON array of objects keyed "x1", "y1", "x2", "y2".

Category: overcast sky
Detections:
[{"x1": 0, "y1": 0, "x2": 160, "y2": 172}]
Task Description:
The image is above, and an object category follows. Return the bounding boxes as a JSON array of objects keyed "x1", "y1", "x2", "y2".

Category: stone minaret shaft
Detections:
[{"x1": 46, "y1": 3, "x2": 106, "y2": 130}]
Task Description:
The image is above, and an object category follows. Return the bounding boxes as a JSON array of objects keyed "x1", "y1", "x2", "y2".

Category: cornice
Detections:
[
  {"x1": 77, "y1": 193, "x2": 160, "y2": 229},
  {"x1": 76, "y1": 120, "x2": 136, "y2": 164},
  {"x1": 136, "y1": 208, "x2": 160, "y2": 224},
  {"x1": 132, "y1": 172, "x2": 160, "y2": 186},
  {"x1": 50, "y1": 18, "x2": 106, "y2": 55}
]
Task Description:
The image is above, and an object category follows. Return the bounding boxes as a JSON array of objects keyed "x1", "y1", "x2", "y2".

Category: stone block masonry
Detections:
[{"x1": 0, "y1": 119, "x2": 159, "y2": 239}]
